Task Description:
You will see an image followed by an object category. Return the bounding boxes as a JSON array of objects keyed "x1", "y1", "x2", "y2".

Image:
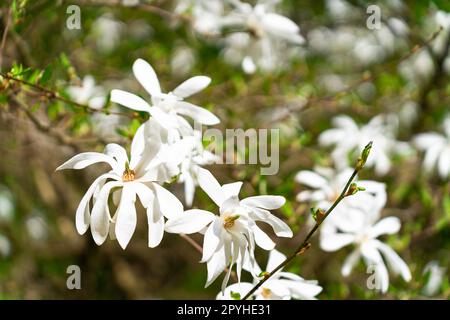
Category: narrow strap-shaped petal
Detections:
[
  {"x1": 132, "y1": 58, "x2": 162, "y2": 96},
  {"x1": 197, "y1": 167, "x2": 224, "y2": 207},
  {"x1": 172, "y1": 76, "x2": 211, "y2": 98},
  {"x1": 174, "y1": 101, "x2": 220, "y2": 125},
  {"x1": 111, "y1": 89, "x2": 152, "y2": 112},
  {"x1": 90, "y1": 181, "x2": 123, "y2": 245},
  {"x1": 115, "y1": 185, "x2": 137, "y2": 249},
  {"x1": 241, "y1": 195, "x2": 285, "y2": 210},
  {"x1": 164, "y1": 209, "x2": 215, "y2": 234},
  {"x1": 151, "y1": 183, "x2": 184, "y2": 219},
  {"x1": 56, "y1": 152, "x2": 117, "y2": 172},
  {"x1": 201, "y1": 219, "x2": 223, "y2": 262}
]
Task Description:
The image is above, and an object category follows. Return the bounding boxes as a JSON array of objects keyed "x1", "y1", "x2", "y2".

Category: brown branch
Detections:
[
  {"x1": 1, "y1": 71, "x2": 140, "y2": 119},
  {"x1": 0, "y1": 6, "x2": 13, "y2": 70}
]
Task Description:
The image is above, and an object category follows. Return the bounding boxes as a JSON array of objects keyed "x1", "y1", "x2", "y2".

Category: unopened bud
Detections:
[
  {"x1": 356, "y1": 141, "x2": 372, "y2": 170},
  {"x1": 311, "y1": 207, "x2": 326, "y2": 223},
  {"x1": 346, "y1": 183, "x2": 366, "y2": 196}
]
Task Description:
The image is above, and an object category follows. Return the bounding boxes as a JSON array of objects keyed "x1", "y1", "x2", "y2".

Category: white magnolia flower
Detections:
[
  {"x1": 217, "y1": 249, "x2": 322, "y2": 300},
  {"x1": 56, "y1": 124, "x2": 184, "y2": 249},
  {"x1": 165, "y1": 168, "x2": 292, "y2": 290},
  {"x1": 178, "y1": 131, "x2": 220, "y2": 206},
  {"x1": 320, "y1": 195, "x2": 411, "y2": 293},
  {"x1": 67, "y1": 75, "x2": 106, "y2": 109},
  {"x1": 111, "y1": 58, "x2": 219, "y2": 134},
  {"x1": 295, "y1": 166, "x2": 387, "y2": 211},
  {"x1": 413, "y1": 117, "x2": 450, "y2": 179},
  {"x1": 319, "y1": 114, "x2": 409, "y2": 175},
  {"x1": 223, "y1": 0, "x2": 304, "y2": 73},
  {"x1": 175, "y1": 0, "x2": 232, "y2": 36}
]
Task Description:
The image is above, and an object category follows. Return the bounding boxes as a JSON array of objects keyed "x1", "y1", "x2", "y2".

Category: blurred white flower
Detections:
[
  {"x1": 217, "y1": 249, "x2": 322, "y2": 300},
  {"x1": 56, "y1": 124, "x2": 184, "y2": 249},
  {"x1": 413, "y1": 117, "x2": 450, "y2": 179},
  {"x1": 295, "y1": 166, "x2": 387, "y2": 211},
  {"x1": 171, "y1": 46, "x2": 196, "y2": 78},
  {"x1": 222, "y1": 0, "x2": 304, "y2": 73},
  {"x1": 422, "y1": 261, "x2": 446, "y2": 296},
  {"x1": 165, "y1": 168, "x2": 292, "y2": 290},
  {"x1": 111, "y1": 58, "x2": 219, "y2": 134},
  {"x1": 0, "y1": 185, "x2": 14, "y2": 221},
  {"x1": 319, "y1": 114, "x2": 410, "y2": 175},
  {"x1": 91, "y1": 14, "x2": 123, "y2": 53},
  {"x1": 320, "y1": 194, "x2": 411, "y2": 293},
  {"x1": 67, "y1": 75, "x2": 106, "y2": 110},
  {"x1": 25, "y1": 213, "x2": 48, "y2": 241},
  {"x1": 0, "y1": 234, "x2": 11, "y2": 257}
]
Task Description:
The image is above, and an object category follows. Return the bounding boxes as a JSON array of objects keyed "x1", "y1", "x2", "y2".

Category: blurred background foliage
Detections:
[{"x1": 0, "y1": 0, "x2": 449, "y2": 299}]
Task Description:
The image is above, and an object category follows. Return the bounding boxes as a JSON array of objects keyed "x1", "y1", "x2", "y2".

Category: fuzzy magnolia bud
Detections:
[
  {"x1": 346, "y1": 183, "x2": 366, "y2": 197},
  {"x1": 311, "y1": 207, "x2": 326, "y2": 223},
  {"x1": 356, "y1": 141, "x2": 373, "y2": 171}
]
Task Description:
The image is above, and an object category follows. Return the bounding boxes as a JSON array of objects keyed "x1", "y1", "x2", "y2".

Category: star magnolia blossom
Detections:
[
  {"x1": 165, "y1": 168, "x2": 293, "y2": 290},
  {"x1": 295, "y1": 166, "x2": 387, "y2": 211},
  {"x1": 320, "y1": 194, "x2": 411, "y2": 293},
  {"x1": 111, "y1": 58, "x2": 219, "y2": 134},
  {"x1": 66, "y1": 75, "x2": 106, "y2": 109},
  {"x1": 56, "y1": 124, "x2": 183, "y2": 249},
  {"x1": 217, "y1": 249, "x2": 322, "y2": 300},
  {"x1": 413, "y1": 117, "x2": 450, "y2": 179},
  {"x1": 319, "y1": 115, "x2": 409, "y2": 176},
  {"x1": 178, "y1": 131, "x2": 220, "y2": 206},
  {"x1": 223, "y1": 0, "x2": 304, "y2": 74}
]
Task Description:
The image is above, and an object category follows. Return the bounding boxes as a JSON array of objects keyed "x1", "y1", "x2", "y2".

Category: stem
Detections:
[{"x1": 242, "y1": 169, "x2": 360, "y2": 300}]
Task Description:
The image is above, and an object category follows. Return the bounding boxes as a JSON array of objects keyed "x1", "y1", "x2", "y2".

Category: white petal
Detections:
[
  {"x1": 104, "y1": 143, "x2": 128, "y2": 172},
  {"x1": 250, "y1": 208, "x2": 293, "y2": 238},
  {"x1": 172, "y1": 76, "x2": 211, "y2": 98},
  {"x1": 375, "y1": 240, "x2": 411, "y2": 282},
  {"x1": 132, "y1": 58, "x2": 161, "y2": 96},
  {"x1": 252, "y1": 224, "x2": 275, "y2": 251},
  {"x1": 241, "y1": 195, "x2": 285, "y2": 210},
  {"x1": 267, "y1": 249, "x2": 287, "y2": 273},
  {"x1": 221, "y1": 182, "x2": 243, "y2": 200},
  {"x1": 132, "y1": 182, "x2": 154, "y2": 208},
  {"x1": 320, "y1": 232, "x2": 355, "y2": 252},
  {"x1": 152, "y1": 183, "x2": 184, "y2": 219},
  {"x1": 261, "y1": 13, "x2": 303, "y2": 44},
  {"x1": 90, "y1": 181, "x2": 122, "y2": 245},
  {"x1": 201, "y1": 219, "x2": 223, "y2": 262},
  {"x1": 165, "y1": 209, "x2": 215, "y2": 234},
  {"x1": 148, "y1": 211, "x2": 165, "y2": 248},
  {"x1": 115, "y1": 185, "x2": 137, "y2": 249},
  {"x1": 197, "y1": 167, "x2": 224, "y2": 207},
  {"x1": 341, "y1": 249, "x2": 361, "y2": 276},
  {"x1": 56, "y1": 152, "x2": 117, "y2": 171},
  {"x1": 438, "y1": 148, "x2": 450, "y2": 179},
  {"x1": 75, "y1": 173, "x2": 116, "y2": 234},
  {"x1": 216, "y1": 282, "x2": 254, "y2": 300},
  {"x1": 110, "y1": 89, "x2": 152, "y2": 112},
  {"x1": 205, "y1": 248, "x2": 227, "y2": 288},
  {"x1": 175, "y1": 101, "x2": 220, "y2": 125},
  {"x1": 369, "y1": 217, "x2": 401, "y2": 239},
  {"x1": 295, "y1": 171, "x2": 328, "y2": 189}
]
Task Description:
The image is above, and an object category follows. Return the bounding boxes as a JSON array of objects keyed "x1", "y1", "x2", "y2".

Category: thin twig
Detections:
[
  {"x1": 242, "y1": 142, "x2": 373, "y2": 300},
  {"x1": 1, "y1": 71, "x2": 139, "y2": 119},
  {"x1": 0, "y1": 6, "x2": 13, "y2": 70}
]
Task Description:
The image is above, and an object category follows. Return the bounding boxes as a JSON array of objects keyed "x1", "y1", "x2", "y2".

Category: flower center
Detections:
[
  {"x1": 261, "y1": 287, "x2": 271, "y2": 299},
  {"x1": 223, "y1": 215, "x2": 240, "y2": 229},
  {"x1": 122, "y1": 162, "x2": 136, "y2": 182}
]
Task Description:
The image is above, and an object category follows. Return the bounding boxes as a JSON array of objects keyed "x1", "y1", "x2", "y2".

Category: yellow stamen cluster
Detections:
[
  {"x1": 122, "y1": 169, "x2": 136, "y2": 182},
  {"x1": 223, "y1": 215, "x2": 240, "y2": 229},
  {"x1": 261, "y1": 287, "x2": 271, "y2": 299}
]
